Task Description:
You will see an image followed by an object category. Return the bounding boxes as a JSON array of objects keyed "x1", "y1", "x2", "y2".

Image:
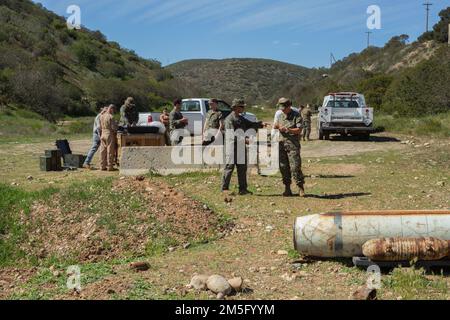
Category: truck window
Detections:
[
  {"x1": 218, "y1": 101, "x2": 231, "y2": 112},
  {"x1": 326, "y1": 100, "x2": 359, "y2": 108},
  {"x1": 181, "y1": 101, "x2": 201, "y2": 112}
]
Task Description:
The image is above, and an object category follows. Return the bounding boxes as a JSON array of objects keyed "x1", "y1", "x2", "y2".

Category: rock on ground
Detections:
[
  {"x1": 207, "y1": 275, "x2": 232, "y2": 295},
  {"x1": 190, "y1": 275, "x2": 210, "y2": 291}
]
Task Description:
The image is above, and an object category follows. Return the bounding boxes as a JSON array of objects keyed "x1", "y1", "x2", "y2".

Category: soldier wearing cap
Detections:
[
  {"x1": 203, "y1": 98, "x2": 223, "y2": 145},
  {"x1": 221, "y1": 98, "x2": 266, "y2": 195},
  {"x1": 169, "y1": 99, "x2": 188, "y2": 145},
  {"x1": 301, "y1": 104, "x2": 313, "y2": 141},
  {"x1": 120, "y1": 97, "x2": 139, "y2": 127},
  {"x1": 274, "y1": 98, "x2": 305, "y2": 197}
]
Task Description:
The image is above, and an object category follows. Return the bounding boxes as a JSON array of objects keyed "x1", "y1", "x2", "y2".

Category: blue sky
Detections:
[{"x1": 34, "y1": 0, "x2": 449, "y2": 68}]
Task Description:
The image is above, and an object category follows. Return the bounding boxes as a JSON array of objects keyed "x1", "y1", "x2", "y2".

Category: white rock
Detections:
[
  {"x1": 190, "y1": 275, "x2": 210, "y2": 291},
  {"x1": 207, "y1": 275, "x2": 232, "y2": 295},
  {"x1": 228, "y1": 277, "x2": 243, "y2": 292}
]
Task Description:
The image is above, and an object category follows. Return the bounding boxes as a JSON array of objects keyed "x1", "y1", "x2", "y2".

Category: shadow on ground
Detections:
[
  {"x1": 328, "y1": 135, "x2": 400, "y2": 143},
  {"x1": 306, "y1": 174, "x2": 355, "y2": 179},
  {"x1": 257, "y1": 192, "x2": 371, "y2": 199},
  {"x1": 305, "y1": 192, "x2": 371, "y2": 200}
]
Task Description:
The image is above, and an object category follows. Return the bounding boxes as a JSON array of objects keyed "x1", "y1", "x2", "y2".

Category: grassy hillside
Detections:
[
  {"x1": 167, "y1": 58, "x2": 321, "y2": 105},
  {"x1": 0, "y1": 0, "x2": 200, "y2": 121}
]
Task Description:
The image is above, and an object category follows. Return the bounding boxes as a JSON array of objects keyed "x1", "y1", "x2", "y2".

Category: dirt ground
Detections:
[{"x1": 1, "y1": 129, "x2": 449, "y2": 300}]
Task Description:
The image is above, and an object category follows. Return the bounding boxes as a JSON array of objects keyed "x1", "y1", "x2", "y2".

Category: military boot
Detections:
[
  {"x1": 298, "y1": 184, "x2": 306, "y2": 197},
  {"x1": 283, "y1": 185, "x2": 293, "y2": 197}
]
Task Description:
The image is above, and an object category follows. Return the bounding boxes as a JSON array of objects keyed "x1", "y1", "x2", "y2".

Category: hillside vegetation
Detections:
[
  {"x1": 0, "y1": 0, "x2": 200, "y2": 121},
  {"x1": 167, "y1": 58, "x2": 321, "y2": 104}
]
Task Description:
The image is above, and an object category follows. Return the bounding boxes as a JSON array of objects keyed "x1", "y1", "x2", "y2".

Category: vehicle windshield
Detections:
[
  {"x1": 181, "y1": 101, "x2": 201, "y2": 112},
  {"x1": 326, "y1": 100, "x2": 360, "y2": 108},
  {"x1": 205, "y1": 101, "x2": 232, "y2": 113}
]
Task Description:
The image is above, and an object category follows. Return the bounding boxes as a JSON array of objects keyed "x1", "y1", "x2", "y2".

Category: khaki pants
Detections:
[{"x1": 100, "y1": 130, "x2": 116, "y2": 170}]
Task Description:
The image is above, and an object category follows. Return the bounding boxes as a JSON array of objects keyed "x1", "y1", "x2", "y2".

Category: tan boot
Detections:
[{"x1": 299, "y1": 185, "x2": 306, "y2": 197}]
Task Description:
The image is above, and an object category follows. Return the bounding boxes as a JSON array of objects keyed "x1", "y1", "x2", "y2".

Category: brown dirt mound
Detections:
[{"x1": 20, "y1": 177, "x2": 230, "y2": 263}]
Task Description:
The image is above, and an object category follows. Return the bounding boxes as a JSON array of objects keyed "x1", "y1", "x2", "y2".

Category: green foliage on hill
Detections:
[
  {"x1": 167, "y1": 58, "x2": 320, "y2": 105},
  {"x1": 0, "y1": 0, "x2": 197, "y2": 121},
  {"x1": 382, "y1": 47, "x2": 450, "y2": 117},
  {"x1": 418, "y1": 7, "x2": 450, "y2": 43}
]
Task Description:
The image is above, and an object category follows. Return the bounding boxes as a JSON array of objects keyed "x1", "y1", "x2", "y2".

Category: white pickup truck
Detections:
[
  {"x1": 138, "y1": 98, "x2": 258, "y2": 136},
  {"x1": 318, "y1": 92, "x2": 377, "y2": 141}
]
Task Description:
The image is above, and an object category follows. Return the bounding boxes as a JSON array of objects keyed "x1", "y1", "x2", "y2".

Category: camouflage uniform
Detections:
[
  {"x1": 203, "y1": 110, "x2": 223, "y2": 144},
  {"x1": 169, "y1": 109, "x2": 187, "y2": 145},
  {"x1": 301, "y1": 107, "x2": 313, "y2": 141},
  {"x1": 221, "y1": 110, "x2": 263, "y2": 193},
  {"x1": 119, "y1": 99, "x2": 139, "y2": 127},
  {"x1": 205, "y1": 110, "x2": 223, "y2": 131},
  {"x1": 278, "y1": 110, "x2": 305, "y2": 191}
]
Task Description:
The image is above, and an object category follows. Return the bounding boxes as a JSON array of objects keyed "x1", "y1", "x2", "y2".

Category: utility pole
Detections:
[
  {"x1": 423, "y1": 2, "x2": 433, "y2": 32},
  {"x1": 366, "y1": 31, "x2": 372, "y2": 48},
  {"x1": 330, "y1": 53, "x2": 336, "y2": 68}
]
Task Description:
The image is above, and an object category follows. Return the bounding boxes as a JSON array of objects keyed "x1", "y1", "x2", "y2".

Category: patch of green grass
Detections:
[
  {"x1": 7, "y1": 268, "x2": 67, "y2": 300},
  {"x1": 383, "y1": 267, "x2": 448, "y2": 300},
  {"x1": 288, "y1": 249, "x2": 300, "y2": 260},
  {"x1": 125, "y1": 278, "x2": 155, "y2": 300},
  {"x1": 0, "y1": 106, "x2": 92, "y2": 144},
  {"x1": 0, "y1": 184, "x2": 58, "y2": 266},
  {"x1": 376, "y1": 112, "x2": 450, "y2": 138}
]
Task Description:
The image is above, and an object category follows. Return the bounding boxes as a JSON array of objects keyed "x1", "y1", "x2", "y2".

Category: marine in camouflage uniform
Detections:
[
  {"x1": 275, "y1": 98, "x2": 305, "y2": 197},
  {"x1": 221, "y1": 98, "x2": 264, "y2": 195},
  {"x1": 119, "y1": 97, "x2": 139, "y2": 127},
  {"x1": 169, "y1": 99, "x2": 188, "y2": 145},
  {"x1": 203, "y1": 98, "x2": 223, "y2": 145},
  {"x1": 301, "y1": 104, "x2": 313, "y2": 141}
]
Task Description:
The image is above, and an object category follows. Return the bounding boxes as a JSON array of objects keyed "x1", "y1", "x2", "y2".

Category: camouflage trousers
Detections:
[
  {"x1": 279, "y1": 140, "x2": 305, "y2": 187},
  {"x1": 302, "y1": 121, "x2": 311, "y2": 141},
  {"x1": 221, "y1": 164, "x2": 248, "y2": 192}
]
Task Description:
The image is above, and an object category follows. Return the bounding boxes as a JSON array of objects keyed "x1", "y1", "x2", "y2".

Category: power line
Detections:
[{"x1": 423, "y1": 2, "x2": 433, "y2": 32}]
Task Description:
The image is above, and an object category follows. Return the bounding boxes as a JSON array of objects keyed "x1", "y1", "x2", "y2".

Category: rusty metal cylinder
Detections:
[
  {"x1": 362, "y1": 237, "x2": 450, "y2": 261},
  {"x1": 293, "y1": 210, "x2": 450, "y2": 258}
]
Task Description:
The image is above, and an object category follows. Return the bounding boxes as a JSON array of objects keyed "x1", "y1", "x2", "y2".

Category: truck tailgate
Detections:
[{"x1": 330, "y1": 108, "x2": 373, "y2": 123}]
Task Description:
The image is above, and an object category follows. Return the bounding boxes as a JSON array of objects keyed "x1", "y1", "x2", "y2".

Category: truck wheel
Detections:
[
  {"x1": 319, "y1": 130, "x2": 324, "y2": 140},
  {"x1": 324, "y1": 133, "x2": 330, "y2": 140},
  {"x1": 363, "y1": 133, "x2": 371, "y2": 141}
]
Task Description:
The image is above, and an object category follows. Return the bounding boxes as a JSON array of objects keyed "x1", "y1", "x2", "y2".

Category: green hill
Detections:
[
  {"x1": 0, "y1": 0, "x2": 199, "y2": 121},
  {"x1": 167, "y1": 58, "x2": 321, "y2": 105}
]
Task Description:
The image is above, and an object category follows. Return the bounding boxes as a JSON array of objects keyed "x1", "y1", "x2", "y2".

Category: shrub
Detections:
[
  {"x1": 382, "y1": 48, "x2": 450, "y2": 116},
  {"x1": 72, "y1": 41, "x2": 98, "y2": 70},
  {"x1": 357, "y1": 74, "x2": 393, "y2": 109}
]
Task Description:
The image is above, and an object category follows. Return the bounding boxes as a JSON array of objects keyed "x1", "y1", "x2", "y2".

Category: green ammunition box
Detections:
[
  {"x1": 40, "y1": 156, "x2": 53, "y2": 172},
  {"x1": 63, "y1": 154, "x2": 86, "y2": 168}
]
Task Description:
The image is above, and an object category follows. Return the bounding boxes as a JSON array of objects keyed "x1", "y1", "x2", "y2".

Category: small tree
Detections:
[
  {"x1": 432, "y1": 7, "x2": 450, "y2": 43},
  {"x1": 72, "y1": 42, "x2": 98, "y2": 70}
]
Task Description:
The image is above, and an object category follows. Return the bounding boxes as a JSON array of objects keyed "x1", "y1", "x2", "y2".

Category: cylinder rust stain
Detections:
[{"x1": 362, "y1": 237, "x2": 450, "y2": 261}]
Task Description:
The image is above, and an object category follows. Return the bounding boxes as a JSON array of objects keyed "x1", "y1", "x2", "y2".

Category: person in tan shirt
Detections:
[
  {"x1": 99, "y1": 104, "x2": 118, "y2": 171},
  {"x1": 159, "y1": 108, "x2": 171, "y2": 146}
]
